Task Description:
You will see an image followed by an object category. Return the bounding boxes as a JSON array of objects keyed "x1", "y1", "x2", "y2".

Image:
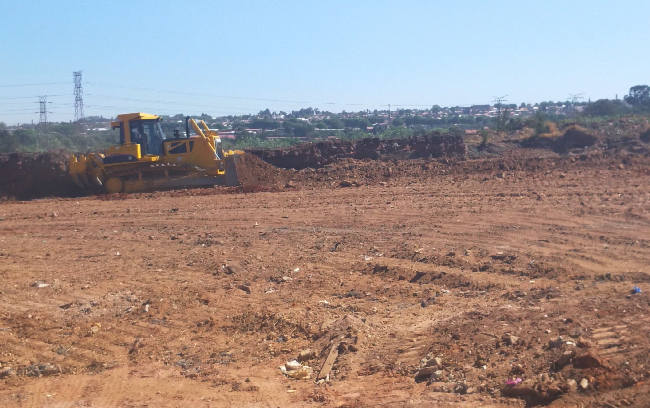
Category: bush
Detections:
[
  {"x1": 640, "y1": 128, "x2": 650, "y2": 143},
  {"x1": 583, "y1": 99, "x2": 630, "y2": 116}
]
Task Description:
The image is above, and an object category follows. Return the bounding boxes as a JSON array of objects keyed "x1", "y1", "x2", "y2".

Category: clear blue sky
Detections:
[{"x1": 1, "y1": 0, "x2": 648, "y2": 124}]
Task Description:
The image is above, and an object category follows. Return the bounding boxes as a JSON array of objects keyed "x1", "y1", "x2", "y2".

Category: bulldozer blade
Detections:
[{"x1": 223, "y1": 155, "x2": 240, "y2": 187}]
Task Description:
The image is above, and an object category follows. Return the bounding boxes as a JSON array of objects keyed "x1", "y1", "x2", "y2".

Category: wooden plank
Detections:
[{"x1": 318, "y1": 340, "x2": 341, "y2": 381}]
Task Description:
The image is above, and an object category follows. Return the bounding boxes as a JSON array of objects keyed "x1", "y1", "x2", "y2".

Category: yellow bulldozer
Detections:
[{"x1": 69, "y1": 113, "x2": 243, "y2": 193}]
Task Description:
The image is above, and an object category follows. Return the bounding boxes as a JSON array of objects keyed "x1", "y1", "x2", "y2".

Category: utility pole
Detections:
[
  {"x1": 492, "y1": 95, "x2": 508, "y2": 114},
  {"x1": 568, "y1": 93, "x2": 584, "y2": 116},
  {"x1": 36, "y1": 96, "x2": 52, "y2": 151},
  {"x1": 73, "y1": 71, "x2": 84, "y2": 121},
  {"x1": 37, "y1": 96, "x2": 51, "y2": 127},
  {"x1": 492, "y1": 95, "x2": 508, "y2": 131}
]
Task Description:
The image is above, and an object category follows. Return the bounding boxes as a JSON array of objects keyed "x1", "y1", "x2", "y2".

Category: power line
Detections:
[
  {"x1": 0, "y1": 81, "x2": 69, "y2": 88},
  {"x1": 492, "y1": 95, "x2": 508, "y2": 108},
  {"x1": 0, "y1": 93, "x2": 69, "y2": 101},
  {"x1": 568, "y1": 93, "x2": 585, "y2": 104}
]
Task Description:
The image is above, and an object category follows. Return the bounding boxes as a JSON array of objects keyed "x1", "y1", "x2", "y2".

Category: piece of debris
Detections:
[
  {"x1": 24, "y1": 363, "x2": 61, "y2": 377},
  {"x1": 566, "y1": 378, "x2": 578, "y2": 392},
  {"x1": 631, "y1": 286, "x2": 642, "y2": 294},
  {"x1": 223, "y1": 263, "x2": 242, "y2": 275},
  {"x1": 510, "y1": 363, "x2": 525, "y2": 375},
  {"x1": 0, "y1": 367, "x2": 15, "y2": 378},
  {"x1": 280, "y1": 360, "x2": 313, "y2": 379},
  {"x1": 579, "y1": 378, "x2": 589, "y2": 390},
  {"x1": 297, "y1": 349, "x2": 316, "y2": 362},
  {"x1": 548, "y1": 336, "x2": 564, "y2": 349},
  {"x1": 285, "y1": 360, "x2": 301, "y2": 370},
  {"x1": 553, "y1": 350, "x2": 575, "y2": 370},
  {"x1": 506, "y1": 378, "x2": 523, "y2": 386},
  {"x1": 420, "y1": 297, "x2": 436, "y2": 307},
  {"x1": 344, "y1": 289, "x2": 362, "y2": 298},
  {"x1": 237, "y1": 284, "x2": 251, "y2": 294},
  {"x1": 410, "y1": 271, "x2": 426, "y2": 283},
  {"x1": 31, "y1": 281, "x2": 49, "y2": 288},
  {"x1": 317, "y1": 339, "x2": 341, "y2": 381},
  {"x1": 415, "y1": 367, "x2": 437, "y2": 383},
  {"x1": 429, "y1": 382, "x2": 456, "y2": 393}
]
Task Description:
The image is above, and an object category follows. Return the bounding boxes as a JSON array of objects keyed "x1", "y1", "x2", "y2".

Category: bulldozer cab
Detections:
[{"x1": 112, "y1": 113, "x2": 166, "y2": 157}]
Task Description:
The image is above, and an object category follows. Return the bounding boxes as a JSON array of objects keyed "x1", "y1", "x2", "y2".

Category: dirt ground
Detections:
[{"x1": 0, "y1": 151, "x2": 649, "y2": 407}]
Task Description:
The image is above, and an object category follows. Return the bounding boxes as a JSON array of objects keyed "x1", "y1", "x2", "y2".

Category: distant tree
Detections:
[
  {"x1": 258, "y1": 108, "x2": 272, "y2": 118},
  {"x1": 527, "y1": 111, "x2": 550, "y2": 136},
  {"x1": 583, "y1": 99, "x2": 630, "y2": 116},
  {"x1": 505, "y1": 116, "x2": 525, "y2": 131},
  {"x1": 290, "y1": 107, "x2": 315, "y2": 118},
  {"x1": 0, "y1": 128, "x2": 37, "y2": 152},
  {"x1": 448, "y1": 126, "x2": 464, "y2": 138},
  {"x1": 391, "y1": 117, "x2": 404, "y2": 126},
  {"x1": 479, "y1": 129, "x2": 489, "y2": 148},
  {"x1": 248, "y1": 118, "x2": 280, "y2": 129},
  {"x1": 624, "y1": 85, "x2": 650, "y2": 110},
  {"x1": 0, "y1": 128, "x2": 16, "y2": 152},
  {"x1": 283, "y1": 119, "x2": 313, "y2": 137},
  {"x1": 323, "y1": 117, "x2": 344, "y2": 129},
  {"x1": 342, "y1": 117, "x2": 370, "y2": 129}
]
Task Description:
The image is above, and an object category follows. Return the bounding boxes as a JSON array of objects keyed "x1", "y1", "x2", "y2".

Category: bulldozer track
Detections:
[{"x1": 592, "y1": 324, "x2": 629, "y2": 357}]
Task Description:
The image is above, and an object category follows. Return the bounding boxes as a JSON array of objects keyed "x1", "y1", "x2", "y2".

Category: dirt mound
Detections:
[
  {"x1": 0, "y1": 152, "x2": 80, "y2": 200},
  {"x1": 555, "y1": 125, "x2": 599, "y2": 152},
  {"x1": 640, "y1": 128, "x2": 650, "y2": 143},
  {"x1": 0, "y1": 152, "x2": 287, "y2": 200},
  {"x1": 248, "y1": 133, "x2": 465, "y2": 169},
  {"x1": 233, "y1": 152, "x2": 288, "y2": 190},
  {"x1": 521, "y1": 125, "x2": 599, "y2": 153}
]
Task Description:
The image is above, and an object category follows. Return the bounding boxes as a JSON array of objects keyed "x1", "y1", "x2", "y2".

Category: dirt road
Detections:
[{"x1": 0, "y1": 155, "x2": 648, "y2": 407}]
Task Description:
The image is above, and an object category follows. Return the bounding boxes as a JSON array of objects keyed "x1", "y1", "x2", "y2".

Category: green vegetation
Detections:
[
  {"x1": 583, "y1": 99, "x2": 630, "y2": 116},
  {"x1": 2, "y1": 85, "x2": 650, "y2": 153},
  {"x1": 221, "y1": 134, "x2": 300, "y2": 150},
  {"x1": 0, "y1": 122, "x2": 116, "y2": 153}
]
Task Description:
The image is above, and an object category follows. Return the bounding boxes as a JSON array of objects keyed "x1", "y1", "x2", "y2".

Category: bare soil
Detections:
[{"x1": 0, "y1": 145, "x2": 649, "y2": 407}]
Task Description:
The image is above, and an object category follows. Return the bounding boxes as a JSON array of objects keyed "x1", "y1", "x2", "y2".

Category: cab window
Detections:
[{"x1": 129, "y1": 119, "x2": 166, "y2": 156}]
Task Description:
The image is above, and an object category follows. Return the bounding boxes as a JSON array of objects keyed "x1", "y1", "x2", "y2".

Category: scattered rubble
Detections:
[{"x1": 280, "y1": 360, "x2": 313, "y2": 380}]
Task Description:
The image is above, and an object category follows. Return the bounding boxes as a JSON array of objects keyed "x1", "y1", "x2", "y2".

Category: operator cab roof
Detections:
[
  {"x1": 116, "y1": 113, "x2": 159, "y2": 121},
  {"x1": 111, "y1": 113, "x2": 160, "y2": 128}
]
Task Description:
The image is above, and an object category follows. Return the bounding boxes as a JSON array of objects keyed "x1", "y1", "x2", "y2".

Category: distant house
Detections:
[{"x1": 218, "y1": 130, "x2": 236, "y2": 140}]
